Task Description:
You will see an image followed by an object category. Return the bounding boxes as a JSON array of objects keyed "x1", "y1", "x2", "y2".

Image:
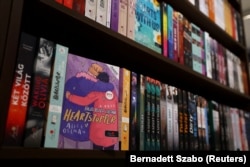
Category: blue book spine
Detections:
[{"x1": 44, "y1": 44, "x2": 69, "y2": 148}]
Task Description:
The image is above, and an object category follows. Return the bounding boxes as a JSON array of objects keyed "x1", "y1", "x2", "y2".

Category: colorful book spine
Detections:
[
  {"x1": 155, "y1": 80, "x2": 161, "y2": 151},
  {"x1": 85, "y1": 0, "x2": 97, "y2": 20},
  {"x1": 3, "y1": 32, "x2": 37, "y2": 146},
  {"x1": 182, "y1": 90, "x2": 189, "y2": 150},
  {"x1": 183, "y1": 16, "x2": 192, "y2": 69},
  {"x1": 144, "y1": 76, "x2": 151, "y2": 150},
  {"x1": 129, "y1": 71, "x2": 138, "y2": 150},
  {"x1": 139, "y1": 74, "x2": 145, "y2": 151},
  {"x1": 126, "y1": 0, "x2": 136, "y2": 40},
  {"x1": 44, "y1": 44, "x2": 69, "y2": 148},
  {"x1": 96, "y1": 0, "x2": 107, "y2": 26},
  {"x1": 23, "y1": 37, "x2": 55, "y2": 147},
  {"x1": 167, "y1": 5, "x2": 174, "y2": 60},
  {"x1": 160, "y1": 82, "x2": 167, "y2": 150},
  {"x1": 110, "y1": 0, "x2": 120, "y2": 32},
  {"x1": 118, "y1": 0, "x2": 128, "y2": 36},
  {"x1": 178, "y1": 12, "x2": 184, "y2": 65},
  {"x1": 161, "y1": 1, "x2": 168, "y2": 57},
  {"x1": 134, "y1": 0, "x2": 162, "y2": 53},
  {"x1": 177, "y1": 88, "x2": 184, "y2": 150},
  {"x1": 173, "y1": 10, "x2": 179, "y2": 62},
  {"x1": 119, "y1": 68, "x2": 131, "y2": 151},
  {"x1": 191, "y1": 23, "x2": 202, "y2": 74},
  {"x1": 150, "y1": 78, "x2": 156, "y2": 150}
]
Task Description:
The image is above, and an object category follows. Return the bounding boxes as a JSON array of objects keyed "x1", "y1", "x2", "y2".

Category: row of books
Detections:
[
  {"x1": 3, "y1": 32, "x2": 250, "y2": 151},
  {"x1": 162, "y1": 2, "x2": 248, "y2": 94},
  {"x1": 55, "y1": 0, "x2": 248, "y2": 95},
  {"x1": 187, "y1": 0, "x2": 244, "y2": 44}
]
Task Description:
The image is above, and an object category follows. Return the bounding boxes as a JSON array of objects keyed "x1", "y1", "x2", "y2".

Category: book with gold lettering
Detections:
[{"x1": 58, "y1": 53, "x2": 120, "y2": 150}]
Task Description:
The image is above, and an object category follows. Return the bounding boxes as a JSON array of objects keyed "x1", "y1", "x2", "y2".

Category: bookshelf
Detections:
[{"x1": 0, "y1": 0, "x2": 249, "y2": 159}]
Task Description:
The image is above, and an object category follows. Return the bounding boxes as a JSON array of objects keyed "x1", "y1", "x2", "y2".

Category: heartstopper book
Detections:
[{"x1": 58, "y1": 53, "x2": 120, "y2": 150}]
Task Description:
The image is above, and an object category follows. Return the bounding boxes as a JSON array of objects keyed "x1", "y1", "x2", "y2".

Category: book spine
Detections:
[
  {"x1": 166, "y1": 85, "x2": 173, "y2": 150},
  {"x1": 23, "y1": 37, "x2": 55, "y2": 147},
  {"x1": 161, "y1": 2, "x2": 168, "y2": 57},
  {"x1": 155, "y1": 80, "x2": 161, "y2": 151},
  {"x1": 3, "y1": 32, "x2": 37, "y2": 146},
  {"x1": 167, "y1": 5, "x2": 174, "y2": 60},
  {"x1": 129, "y1": 71, "x2": 138, "y2": 150},
  {"x1": 119, "y1": 68, "x2": 131, "y2": 151},
  {"x1": 182, "y1": 90, "x2": 189, "y2": 150},
  {"x1": 144, "y1": 76, "x2": 151, "y2": 150},
  {"x1": 111, "y1": 0, "x2": 120, "y2": 32},
  {"x1": 126, "y1": 0, "x2": 136, "y2": 40},
  {"x1": 172, "y1": 86, "x2": 179, "y2": 151},
  {"x1": 96, "y1": 0, "x2": 107, "y2": 26},
  {"x1": 73, "y1": 0, "x2": 86, "y2": 14},
  {"x1": 150, "y1": 78, "x2": 156, "y2": 150},
  {"x1": 118, "y1": 0, "x2": 128, "y2": 36},
  {"x1": 44, "y1": 44, "x2": 69, "y2": 148},
  {"x1": 178, "y1": 12, "x2": 184, "y2": 65},
  {"x1": 177, "y1": 88, "x2": 184, "y2": 150},
  {"x1": 85, "y1": 0, "x2": 97, "y2": 20},
  {"x1": 173, "y1": 10, "x2": 179, "y2": 62},
  {"x1": 160, "y1": 82, "x2": 167, "y2": 150},
  {"x1": 106, "y1": 0, "x2": 112, "y2": 28},
  {"x1": 139, "y1": 74, "x2": 145, "y2": 151}
]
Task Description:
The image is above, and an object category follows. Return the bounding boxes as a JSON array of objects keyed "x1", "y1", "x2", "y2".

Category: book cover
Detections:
[
  {"x1": 118, "y1": 0, "x2": 128, "y2": 36},
  {"x1": 96, "y1": 0, "x2": 107, "y2": 26},
  {"x1": 44, "y1": 44, "x2": 69, "y2": 148},
  {"x1": 134, "y1": 0, "x2": 162, "y2": 53},
  {"x1": 85, "y1": 0, "x2": 97, "y2": 20},
  {"x1": 58, "y1": 53, "x2": 120, "y2": 150},
  {"x1": 23, "y1": 37, "x2": 55, "y2": 147},
  {"x1": 118, "y1": 68, "x2": 131, "y2": 151},
  {"x1": 3, "y1": 32, "x2": 37, "y2": 146}
]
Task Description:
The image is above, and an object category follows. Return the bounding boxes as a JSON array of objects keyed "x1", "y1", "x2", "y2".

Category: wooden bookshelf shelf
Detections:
[{"x1": 0, "y1": 0, "x2": 249, "y2": 159}]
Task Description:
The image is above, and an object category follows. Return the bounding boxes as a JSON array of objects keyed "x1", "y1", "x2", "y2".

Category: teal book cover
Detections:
[{"x1": 134, "y1": 0, "x2": 162, "y2": 53}]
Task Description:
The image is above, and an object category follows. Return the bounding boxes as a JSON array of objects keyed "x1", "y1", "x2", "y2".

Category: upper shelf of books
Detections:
[{"x1": 21, "y1": 0, "x2": 250, "y2": 110}]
